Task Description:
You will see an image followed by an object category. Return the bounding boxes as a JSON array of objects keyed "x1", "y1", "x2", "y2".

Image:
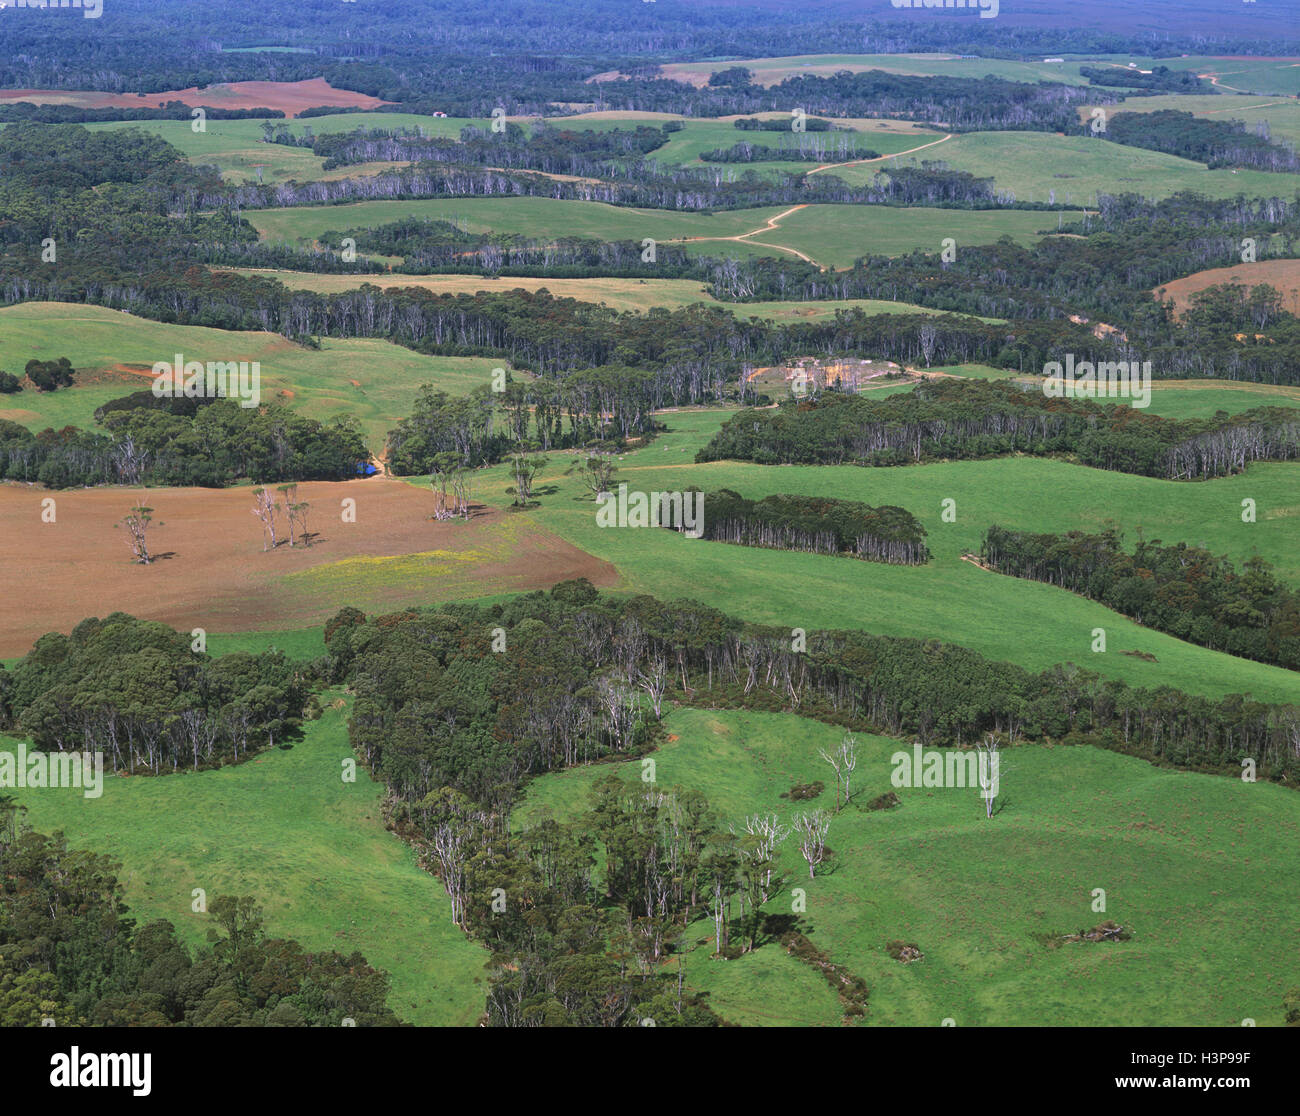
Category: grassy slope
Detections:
[
  {"x1": 0, "y1": 702, "x2": 486, "y2": 1026},
  {"x1": 0, "y1": 303, "x2": 507, "y2": 449},
  {"x1": 828, "y1": 131, "x2": 1298, "y2": 205},
  {"x1": 1079, "y1": 93, "x2": 1300, "y2": 147},
  {"x1": 449, "y1": 406, "x2": 1300, "y2": 704},
  {"x1": 224, "y1": 268, "x2": 1002, "y2": 322},
  {"x1": 246, "y1": 197, "x2": 1086, "y2": 269},
  {"x1": 518, "y1": 706, "x2": 1300, "y2": 1026}
]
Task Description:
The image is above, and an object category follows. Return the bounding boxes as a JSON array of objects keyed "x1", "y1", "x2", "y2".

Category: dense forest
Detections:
[
  {"x1": 697, "y1": 381, "x2": 1300, "y2": 480},
  {"x1": 0, "y1": 614, "x2": 311, "y2": 773},
  {"x1": 982, "y1": 527, "x2": 1300, "y2": 670},
  {"x1": 1079, "y1": 65, "x2": 1212, "y2": 93},
  {"x1": 0, "y1": 397, "x2": 371, "y2": 489},
  {"x1": 3, "y1": 0, "x2": 1283, "y2": 119},
  {"x1": 0, "y1": 811, "x2": 400, "y2": 1026},
  {"x1": 666, "y1": 489, "x2": 930, "y2": 565},
  {"x1": 1104, "y1": 111, "x2": 1300, "y2": 173}
]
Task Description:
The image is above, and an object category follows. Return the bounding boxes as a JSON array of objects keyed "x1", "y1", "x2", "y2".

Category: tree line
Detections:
[
  {"x1": 0, "y1": 396, "x2": 370, "y2": 489},
  {"x1": 982, "y1": 526, "x2": 1300, "y2": 670},
  {"x1": 1104, "y1": 110, "x2": 1300, "y2": 173},
  {"x1": 696, "y1": 380, "x2": 1300, "y2": 480},
  {"x1": 0, "y1": 613, "x2": 312, "y2": 774},
  {"x1": 0, "y1": 813, "x2": 400, "y2": 1027},
  {"x1": 665, "y1": 489, "x2": 930, "y2": 565}
]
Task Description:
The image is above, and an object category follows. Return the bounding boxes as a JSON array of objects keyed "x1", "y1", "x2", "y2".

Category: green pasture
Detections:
[
  {"x1": 828, "y1": 130, "x2": 1300, "y2": 205},
  {"x1": 0, "y1": 302, "x2": 505, "y2": 449},
  {"x1": 518, "y1": 706, "x2": 1300, "y2": 1026},
  {"x1": 0, "y1": 703, "x2": 487, "y2": 1026},
  {"x1": 441, "y1": 406, "x2": 1300, "y2": 704}
]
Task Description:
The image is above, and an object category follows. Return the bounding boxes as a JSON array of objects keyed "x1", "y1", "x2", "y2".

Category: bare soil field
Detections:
[
  {"x1": 0, "y1": 78, "x2": 390, "y2": 117},
  {"x1": 1155, "y1": 259, "x2": 1300, "y2": 317},
  {"x1": 0, "y1": 477, "x2": 616, "y2": 657}
]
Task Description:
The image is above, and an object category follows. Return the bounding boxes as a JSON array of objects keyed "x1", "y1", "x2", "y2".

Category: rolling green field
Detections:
[
  {"x1": 82, "y1": 113, "x2": 483, "y2": 184},
  {"x1": 1082, "y1": 93, "x2": 1300, "y2": 147},
  {"x1": 646, "y1": 116, "x2": 945, "y2": 172},
  {"x1": 443, "y1": 405, "x2": 1300, "y2": 704},
  {"x1": 246, "y1": 197, "x2": 1086, "y2": 269},
  {"x1": 624, "y1": 53, "x2": 1099, "y2": 87},
  {"x1": 642, "y1": 53, "x2": 1300, "y2": 98},
  {"x1": 829, "y1": 130, "x2": 1299, "y2": 205},
  {"x1": 1086, "y1": 55, "x2": 1300, "y2": 97},
  {"x1": 0, "y1": 302, "x2": 508, "y2": 448},
  {"x1": 517, "y1": 706, "x2": 1300, "y2": 1026},
  {"x1": 0, "y1": 703, "x2": 487, "y2": 1027},
  {"x1": 223, "y1": 268, "x2": 1003, "y2": 321}
]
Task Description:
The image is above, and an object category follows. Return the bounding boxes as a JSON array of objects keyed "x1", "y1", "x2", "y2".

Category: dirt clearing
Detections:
[
  {"x1": 0, "y1": 78, "x2": 389, "y2": 117},
  {"x1": 1156, "y1": 259, "x2": 1300, "y2": 318},
  {"x1": 0, "y1": 477, "x2": 616, "y2": 657}
]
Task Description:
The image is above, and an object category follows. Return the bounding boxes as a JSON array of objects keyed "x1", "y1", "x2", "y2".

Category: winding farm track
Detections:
[
  {"x1": 804, "y1": 131, "x2": 953, "y2": 176},
  {"x1": 666, "y1": 133, "x2": 955, "y2": 269},
  {"x1": 671, "y1": 204, "x2": 819, "y2": 264}
]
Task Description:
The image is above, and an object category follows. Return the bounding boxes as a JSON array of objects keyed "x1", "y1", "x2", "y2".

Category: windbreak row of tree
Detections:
[
  {"x1": 696, "y1": 380, "x2": 1300, "y2": 480},
  {"x1": 0, "y1": 614, "x2": 312, "y2": 774},
  {"x1": 0, "y1": 396, "x2": 370, "y2": 489},
  {"x1": 0, "y1": 102, "x2": 284, "y2": 124},
  {"x1": 1103, "y1": 111, "x2": 1300, "y2": 173},
  {"x1": 326, "y1": 584, "x2": 1300, "y2": 819},
  {"x1": 385, "y1": 371, "x2": 666, "y2": 474},
  {"x1": 982, "y1": 527, "x2": 1300, "y2": 671},
  {"x1": 0, "y1": 815, "x2": 400, "y2": 1027},
  {"x1": 1079, "y1": 65, "x2": 1212, "y2": 93},
  {"x1": 664, "y1": 489, "x2": 930, "y2": 565},
  {"x1": 311, "y1": 121, "x2": 676, "y2": 176},
  {"x1": 200, "y1": 149, "x2": 1025, "y2": 214}
]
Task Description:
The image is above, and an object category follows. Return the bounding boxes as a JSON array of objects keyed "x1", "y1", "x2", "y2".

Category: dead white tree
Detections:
[
  {"x1": 250, "y1": 486, "x2": 281, "y2": 551},
  {"x1": 818, "y1": 733, "x2": 858, "y2": 811},
  {"x1": 118, "y1": 500, "x2": 159, "y2": 564},
  {"x1": 111, "y1": 435, "x2": 150, "y2": 486},
  {"x1": 919, "y1": 322, "x2": 938, "y2": 368},
  {"x1": 429, "y1": 822, "x2": 468, "y2": 927},
  {"x1": 794, "y1": 810, "x2": 830, "y2": 879},
  {"x1": 731, "y1": 814, "x2": 790, "y2": 901},
  {"x1": 637, "y1": 655, "x2": 668, "y2": 719},
  {"x1": 975, "y1": 733, "x2": 1001, "y2": 820}
]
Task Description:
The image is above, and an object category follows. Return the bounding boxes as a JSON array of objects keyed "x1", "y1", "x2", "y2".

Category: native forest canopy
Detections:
[{"x1": 0, "y1": 0, "x2": 1297, "y2": 1059}]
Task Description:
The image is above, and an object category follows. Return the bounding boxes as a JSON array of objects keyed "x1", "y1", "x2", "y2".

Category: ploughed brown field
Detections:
[
  {"x1": 1, "y1": 476, "x2": 616, "y2": 657},
  {"x1": 1155, "y1": 259, "x2": 1300, "y2": 318},
  {"x1": 0, "y1": 78, "x2": 389, "y2": 117}
]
